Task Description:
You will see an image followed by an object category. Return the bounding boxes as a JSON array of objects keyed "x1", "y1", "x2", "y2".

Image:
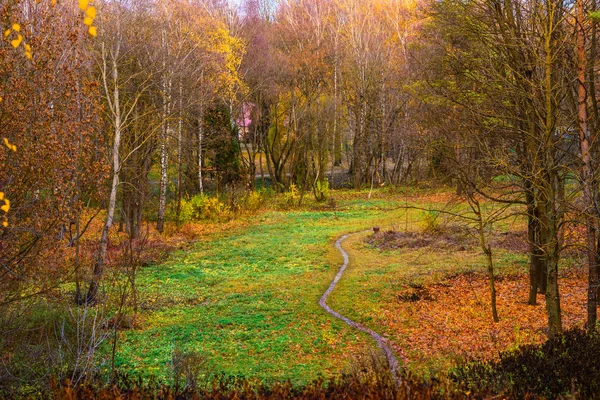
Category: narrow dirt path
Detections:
[{"x1": 319, "y1": 233, "x2": 402, "y2": 385}]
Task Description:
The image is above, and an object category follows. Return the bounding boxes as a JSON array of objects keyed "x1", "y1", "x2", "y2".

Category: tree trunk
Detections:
[
  {"x1": 577, "y1": 0, "x2": 598, "y2": 329},
  {"x1": 544, "y1": 228, "x2": 562, "y2": 338},
  {"x1": 74, "y1": 209, "x2": 82, "y2": 304},
  {"x1": 333, "y1": 46, "x2": 341, "y2": 167},
  {"x1": 542, "y1": 7, "x2": 562, "y2": 338},
  {"x1": 157, "y1": 116, "x2": 169, "y2": 233},
  {"x1": 352, "y1": 110, "x2": 362, "y2": 189},
  {"x1": 526, "y1": 180, "x2": 544, "y2": 304},
  {"x1": 176, "y1": 80, "x2": 183, "y2": 222},
  {"x1": 197, "y1": 113, "x2": 204, "y2": 195},
  {"x1": 468, "y1": 194, "x2": 499, "y2": 322},
  {"x1": 539, "y1": 175, "x2": 562, "y2": 338},
  {"x1": 481, "y1": 228, "x2": 499, "y2": 322},
  {"x1": 87, "y1": 43, "x2": 121, "y2": 304},
  {"x1": 157, "y1": 28, "x2": 172, "y2": 233},
  {"x1": 259, "y1": 133, "x2": 265, "y2": 189}
]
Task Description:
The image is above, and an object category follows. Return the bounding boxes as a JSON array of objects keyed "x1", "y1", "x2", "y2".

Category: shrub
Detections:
[
  {"x1": 167, "y1": 191, "x2": 267, "y2": 224},
  {"x1": 165, "y1": 197, "x2": 195, "y2": 225},
  {"x1": 1, "y1": 301, "x2": 109, "y2": 398},
  {"x1": 452, "y1": 328, "x2": 600, "y2": 398},
  {"x1": 171, "y1": 348, "x2": 206, "y2": 391},
  {"x1": 202, "y1": 197, "x2": 230, "y2": 220},
  {"x1": 281, "y1": 183, "x2": 300, "y2": 208},
  {"x1": 189, "y1": 194, "x2": 208, "y2": 219},
  {"x1": 420, "y1": 209, "x2": 440, "y2": 233},
  {"x1": 243, "y1": 190, "x2": 264, "y2": 212},
  {"x1": 51, "y1": 350, "x2": 456, "y2": 399},
  {"x1": 188, "y1": 194, "x2": 230, "y2": 221}
]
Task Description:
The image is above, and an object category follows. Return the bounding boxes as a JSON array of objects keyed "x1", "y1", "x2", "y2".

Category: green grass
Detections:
[
  {"x1": 327, "y1": 233, "x2": 529, "y2": 335},
  {"x1": 110, "y1": 190, "x2": 422, "y2": 384},
  {"x1": 106, "y1": 187, "x2": 531, "y2": 384}
]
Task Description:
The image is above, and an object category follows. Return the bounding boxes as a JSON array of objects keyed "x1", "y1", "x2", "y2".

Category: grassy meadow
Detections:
[{"x1": 107, "y1": 186, "x2": 585, "y2": 385}]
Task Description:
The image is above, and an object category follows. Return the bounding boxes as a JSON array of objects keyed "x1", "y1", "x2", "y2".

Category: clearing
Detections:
[{"x1": 111, "y1": 188, "x2": 587, "y2": 384}]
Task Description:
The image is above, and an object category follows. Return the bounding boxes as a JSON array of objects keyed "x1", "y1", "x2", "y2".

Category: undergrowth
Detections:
[
  {"x1": 452, "y1": 328, "x2": 600, "y2": 398},
  {"x1": 51, "y1": 352, "x2": 447, "y2": 399},
  {"x1": 49, "y1": 329, "x2": 598, "y2": 399}
]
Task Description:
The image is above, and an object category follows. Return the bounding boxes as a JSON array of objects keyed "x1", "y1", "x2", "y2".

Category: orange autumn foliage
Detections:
[
  {"x1": 385, "y1": 270, "x2": 587, "y2": 370},
  {"x1": 0, "y1": 0, "x2": 107, "y2": 304}
]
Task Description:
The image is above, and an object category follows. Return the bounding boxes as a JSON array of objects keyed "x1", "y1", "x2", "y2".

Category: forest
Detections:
[{"x1": 2, "y1": 0, "x2": 600, "y2": 398}]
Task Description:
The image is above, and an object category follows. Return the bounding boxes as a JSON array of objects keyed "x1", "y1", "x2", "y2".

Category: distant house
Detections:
[{"x1": 236, "y1": 102, "x2": 254, "y2": 141}]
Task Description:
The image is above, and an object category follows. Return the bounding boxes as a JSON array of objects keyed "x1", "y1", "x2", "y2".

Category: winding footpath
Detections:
[{"x1": 319, "y1": 233, "x2": 402, "y2": 386}]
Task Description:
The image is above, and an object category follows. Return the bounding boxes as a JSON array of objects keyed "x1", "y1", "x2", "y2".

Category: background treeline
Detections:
[{"x1": 3, "y1": 0, "x2": 600, "y2": 396}]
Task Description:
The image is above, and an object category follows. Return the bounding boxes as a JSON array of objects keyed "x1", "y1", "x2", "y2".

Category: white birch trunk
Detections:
[
  {"x1": 198, "y1": 112, "x2": 204, "y2": 195},
  {"x1": 176, "y1": 80, "x2": 183, "y2": 218},
  {"x1": 157, "y1": 30, "x2": 171, "y2": 233},
  {"x1": 87, "y1": 40, "x2": 122, "y2": 303}
]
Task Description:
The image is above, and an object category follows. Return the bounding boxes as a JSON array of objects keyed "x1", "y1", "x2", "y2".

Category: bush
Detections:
[
  {"x1": 166, "y1": 194, "x2": 230, "y2": 224},
  {"x1": 165, "y1": 197, "x2": 195, "y2": 225},
  {"x1": 199, "y1": 196, "x2": 230, "y2": 220},
  {"x1": 1, "y1": 301, "x2": 109, "y2": 398},
  {"x1": 452, "y1": 328, "x2": 600, "y2": 398},
  {"x1": 420, "y1": 209, "x2": 440, "y2": 233},
  {"x1": 243, "y1": 190, "x2": 264, "y2": 212},
  {"x1": 281, "y1": 184, "x2": 300, "y2": 208},
  {"x1": 171, "y1": 348, "x2": 206, "y2": 391},
  {"x1": 166, "y1": 190, "x2": 267, "y2": 225}
]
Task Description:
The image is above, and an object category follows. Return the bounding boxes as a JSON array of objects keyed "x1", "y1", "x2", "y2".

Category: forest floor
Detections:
[{"x1": 105, "y1": 186, "x2": 588, "y2": 385}]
